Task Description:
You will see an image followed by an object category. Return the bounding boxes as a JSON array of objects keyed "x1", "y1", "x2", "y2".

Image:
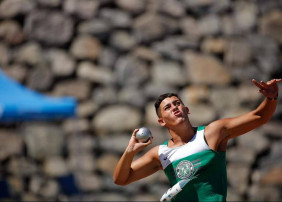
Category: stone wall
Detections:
[{"x1": 0, "y1": 0, "x2": 282, "y2": 201}]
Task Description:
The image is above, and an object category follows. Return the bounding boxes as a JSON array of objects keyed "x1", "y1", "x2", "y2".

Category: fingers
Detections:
[
  {"x1": 252, "y1": 79, "x2": 263, "y2": 89},
  {"x1": 132, "y1": 129, "x2": 139, "y2": 137}
]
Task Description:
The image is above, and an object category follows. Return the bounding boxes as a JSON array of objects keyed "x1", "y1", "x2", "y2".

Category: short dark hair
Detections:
[{"x1": 154, "y1": 93, "x2": 182, "y2": 117}]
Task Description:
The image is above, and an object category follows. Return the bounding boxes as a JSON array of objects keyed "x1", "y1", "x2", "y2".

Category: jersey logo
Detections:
[{"x1": 176, "y1": 160, "x2": 194, "y2": 179}]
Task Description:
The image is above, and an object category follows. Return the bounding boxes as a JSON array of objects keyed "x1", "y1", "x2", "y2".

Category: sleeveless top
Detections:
[{"x1": 158, "y1": 126, "x2": 227, "y2": 202}]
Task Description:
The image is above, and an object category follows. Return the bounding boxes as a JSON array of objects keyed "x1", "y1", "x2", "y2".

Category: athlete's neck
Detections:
[{"x1": 168, "y1": 122, "x2": 196, "y2": 147}]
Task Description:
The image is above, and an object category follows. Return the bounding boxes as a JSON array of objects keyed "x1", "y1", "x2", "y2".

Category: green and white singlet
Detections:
[{"x1": 158, "y1": 126, "x2": 227, "y2": 202}]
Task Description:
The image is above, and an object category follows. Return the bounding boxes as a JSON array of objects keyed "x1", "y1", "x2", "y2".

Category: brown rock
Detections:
[
  {"x1": 0, "y1": 130, "x2": 23, "y2": 161},
  {"x1": 53, "y1": 80, "x2": 91, "y2": 100},
  {"x1": 63, "y1": 0, "x2": 99, "y2": 19},
  {"x1": 0, "y1": 20, "x2": 25, "y2": 45},
  {"x1": 183, "y1": 52, "x2": 231, "y2": 85},
  {"x1": 96, "y1": 154, "x2": 119, "y2": 175},
  {"x1": 70, "y1": 35, "x2": 101, "y2": 60},
  {"x1": 261, "y1": 166, "x2": 282, "y2": 186},
  {"x1": 260, "y1": 10, "x2": 282, "y2": 44}
]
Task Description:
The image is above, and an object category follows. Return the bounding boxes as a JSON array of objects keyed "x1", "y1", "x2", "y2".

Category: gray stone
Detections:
[
  {"x1": 0, "y1": 0, "x2": 35, "y2": 18},
  {"x1": 248, "y1": 184, "x2": 281, "y2": 201},
  {"x1": 0, "y1": 64, "x2": 28, "y2": 82},
  {"x1": 53, "y1": 79, "x2": 91, "y2": 100},
  {"x1": 224, "y1": 39, "x2": 253, "y2": 66},
  {"x1": 145, "y1": 102, "x2": 159, "y2": 126},
  {"x1": 22, "y1": 123, "x2": 65, "y2": 160},
  {"x1": 37, "y1": 0, "x2": 61, "y2": 7},
  {"x1": 233, "y1": 1, "x2": 257, "y2": 32},
  {"x1": 159, "y1": 0, "x2": 186, "y2": 18},
  {"x1": 131, "y1": 194, "x2": 159, "y2": 201},
  {"x1": 115, "y1": 55, "x2": 149, "y2": 87},
  {"x1": 99, "y1": 9, "x2": 132, "y2": 28},
  {"x1": 110, "y1": 31, "x2": 137, "y2": 52},
  {"x1": 70, "y1": 35, "x2": 101, "y2": 60},
  {"x1": 259, "y1": 141, "x2": 282, "y2": 169},
  {"x1": 227, "y1": 163, "x2": 250, "y2": 194},
  {"x1": 219, "y1": 107, "x2": 251, "y2": 120},
  {"x1": 26, "y1": 65, "x2": 54, "y2": 91},
  {"x1": 63, "y1": 0, "x2": 99, "y2": 19},
  {"x1": 188, "y1": 103, "x2": 217, "y2": 126},
  {"x1": 210, "y1": 87, "x2": 240, "y2": 113},
  {"x1": 133, "y1": 13, "x2": 179, "y2": 43},
  {"x1": 260, "y1": 10, "x2": 282, "y2": 44},
  {"x1": 98, "y1": 48, "x2": 118, "y2": 69},
  {"x1": 67, "y1": 133, "x2": 95, "y2": 154},
  {"x1": 144, "y1": 83, "x2": 177, "y2": 100},
  {"x1": 0, "y1": 130, "x2": 23, "y2": 161},
  {"x1": 76, "y1": 101, "x2": 98, "y2": 118},
  {"x1": 226, "y1": 147, "x2": 256, "y2": 165},
  {"x1": 45, "y1": 49, "x2": 75, "y2": 77},
  {"x1": 181, "y1": 15, "x2": 220, "y2": 37},
  {"x1": 261, "y1": 121, "x2": 282, "y2": 138},
  {"x1": 68, "y1": 152, "x2": 96, "y2": 172},
  {"x1": 181, "y1": 17, "x2": 200, "y2": 37},
  {"x1": 198, "y1": 15, "x2": 221, "y2": 36},
  {"x1": 75, "y1": 173, "x2": 102, "y2": 192},
  {"x1": 152, "y1": 40, "x2": 182, "y2": 61},
  {"x1": 93, "y1": 105, "x2": 142, "y2": 134},
  {"x1": 152, "y1": 60, "x2": 186, "y2": 86},
  {"x1": 78, "y1": 19, "x2": 112, "y2": 36},
  {"x1": 0, "y1": 20, "x2": 24, "y2": 45},
  {"x1": 7, "y1": 157, "x2": 38, "y2": 177},
  {"x1": 96, "y1": 154, "x2": 120, "y2": 176},
  {"x1": 221, "y1": 15, "x2": 238, "y2": 36},
  {"x1": 92, "y1": 86, "x2": 117, "y2": 105},
  {"x1": 179, "y1": 85, "x2": 210, "y2": 105},
  {"x1": 152, "y1": 36, "x2": 199, "y2": 61},
  {"x1": 0, "y1": 43, "x2": 10, "y2": 66},
  {"x1": 77, "y1": 61, "x2": 115, "y2": 85},
  {"x1": 98, "y1": 134, "x2": 130, "y2": 153},
  {"x1": 24, "y1": 10, "x2": 73, "y2": 45},
  {"x1": 227, "y1": 188, "x2": 242, "y2": 201},
  {"x1": 15, "y1": 42, "x2": 43, "y2": 66},
  {"x1": 183, "y1": 52, "x2": 231, "y2": 85},
  {"x1": 116, "y1": 0, "x2": 146, "y2": 14},
  {"x1": 257, "y1": 0, "x2": 282, "y2": 14},
  {"x1": 237, "y1": 129, "x2": 269, "y2": 153},
  {"x1": 30, "y1": 177, "x2": 59, "y2": 199},
  {"x1": 237, "y1": 84, "x2": 262, "y2": 105},
  {"x1": 95, "y1": 193, "x2": 129, "y2": 201},
  {"x1": 43, "y1": 157, "x2": 69, "y2": 177},
  {"x1": 118, "y1": 87, "x2": 147, "y2": 108}
]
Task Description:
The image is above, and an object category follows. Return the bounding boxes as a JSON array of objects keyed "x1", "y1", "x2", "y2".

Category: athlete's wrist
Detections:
[{"x1": 266, "y1": 93, "x2": 278, "y2": 101}]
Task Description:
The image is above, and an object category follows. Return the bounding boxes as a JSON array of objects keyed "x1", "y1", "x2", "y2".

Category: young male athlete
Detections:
[{"x1": 113, "y1": 78, "x2": 281, "y2": 201}]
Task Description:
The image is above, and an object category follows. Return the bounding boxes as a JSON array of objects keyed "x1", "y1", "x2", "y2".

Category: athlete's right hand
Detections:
[{"x1": 126, "y1": 129, "x2": 153, "y2": 153}]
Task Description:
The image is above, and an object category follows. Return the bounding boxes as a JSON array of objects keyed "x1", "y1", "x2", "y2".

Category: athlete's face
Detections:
[{"x1": 157, "y1": 96, "x2": 190, "y2": 127}]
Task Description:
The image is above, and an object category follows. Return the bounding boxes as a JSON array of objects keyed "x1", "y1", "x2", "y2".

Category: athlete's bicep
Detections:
[
  {"x1": 125, "y1": 146, "x2": 162, "y2": 185},
  {"x1": 206, "y1": 112, "x2": 263, "y2": 150}
]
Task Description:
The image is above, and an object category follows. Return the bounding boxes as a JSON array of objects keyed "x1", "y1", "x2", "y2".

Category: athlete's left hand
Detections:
[{"x1": 252, "y1": 78, "x2": 281, "y2": 99}]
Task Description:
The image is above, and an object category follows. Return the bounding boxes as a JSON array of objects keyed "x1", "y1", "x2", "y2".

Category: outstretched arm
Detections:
[
  {"x1": 113, "y1": 129, "x2": 161, "y2": 185},
  {"x1": 206, "y1": 79, "x2": 281, "y2": 151}
]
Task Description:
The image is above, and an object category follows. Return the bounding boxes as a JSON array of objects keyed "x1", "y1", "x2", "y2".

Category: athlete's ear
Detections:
[
  {"x1": 158, "y1": 117, "x2": 166, "y2": 127},
  {"x1": 185, "y1": 107, "x2": 190, "y2": 114}
]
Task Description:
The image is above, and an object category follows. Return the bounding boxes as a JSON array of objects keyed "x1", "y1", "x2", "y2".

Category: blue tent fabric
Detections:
[{"x1": 0, "y1": 69, "x2": 77, "y2": 122}]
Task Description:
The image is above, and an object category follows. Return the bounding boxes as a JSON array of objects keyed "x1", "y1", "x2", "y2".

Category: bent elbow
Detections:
[{"x1": 113, "y1": 177, "x2": 128, "y2": 186}]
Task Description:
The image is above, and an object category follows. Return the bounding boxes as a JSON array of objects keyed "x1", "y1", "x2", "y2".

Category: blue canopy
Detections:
[{"x1": 0, "y1": 69, "x2": 77, "y2": 122}]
